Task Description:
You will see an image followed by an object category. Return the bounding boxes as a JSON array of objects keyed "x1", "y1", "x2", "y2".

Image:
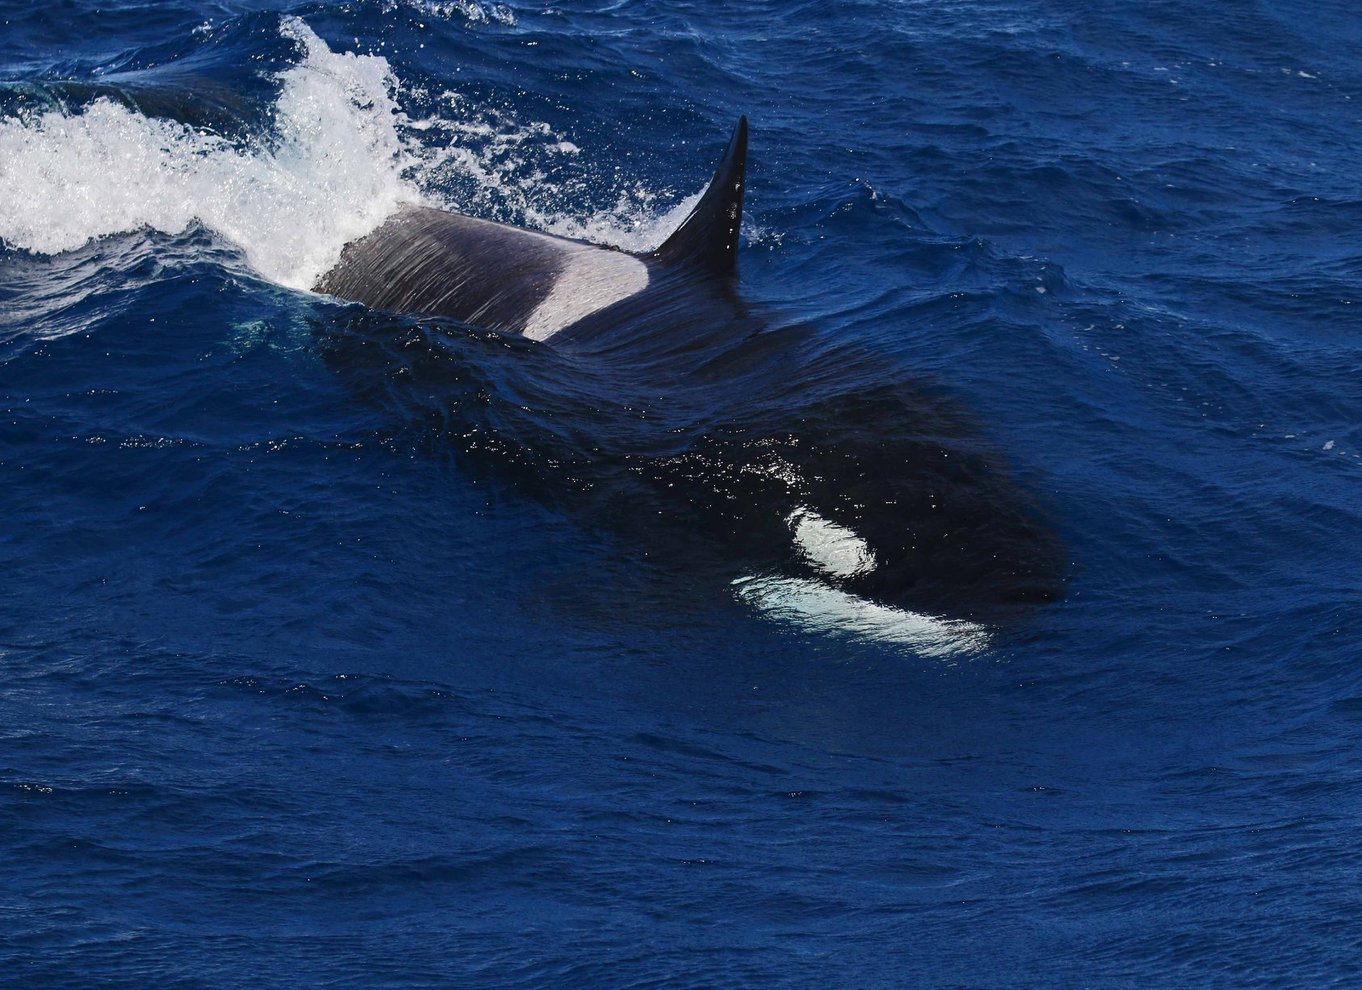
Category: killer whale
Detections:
[
  {"x1": 316, "y1": 118, "x2": 1065, "y2": 629},
  {"x1": 317, "y1": 119, "x2": 748, "y2": 341}
]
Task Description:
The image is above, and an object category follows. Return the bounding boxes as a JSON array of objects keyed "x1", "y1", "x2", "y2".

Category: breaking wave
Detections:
[{"x1": 0, "y1": 17, "x2": 694, "y2": 289}]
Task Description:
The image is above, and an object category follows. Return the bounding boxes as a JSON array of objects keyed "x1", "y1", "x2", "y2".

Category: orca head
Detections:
[
  {"x1": 647, "y1": 383, "x2": 1066, "y2": 625},
  {"x1": 776, "y1": 386, "x2": 1065, "y2": 622},
  {"x1": 778, "y1": 450, "x2": 1066, "y2": 621}
]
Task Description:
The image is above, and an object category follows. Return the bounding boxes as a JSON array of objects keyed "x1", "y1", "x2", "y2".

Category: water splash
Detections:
[
  {"x1": 407, "y1": 93, "x2": 701, "y2": 253},
  {"x1": 397, "y1": 0, "x2": 518, "y2": 26},
  {"x1": 0, "y1": 20, "x2": 421, "y2": 288},
  {"x1": 0, "y1": 17, "x2": 691, "y2": 288}
]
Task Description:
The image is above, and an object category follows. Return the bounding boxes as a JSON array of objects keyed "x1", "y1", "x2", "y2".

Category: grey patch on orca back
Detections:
[
  {"x1": 315, "y1": 206, "x2": 565, "y2": 335},
  {"x1": 313, "y1": 119, "x2": 748, "y2": 337}
]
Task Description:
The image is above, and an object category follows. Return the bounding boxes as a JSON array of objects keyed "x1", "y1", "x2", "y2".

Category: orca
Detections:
[
  {"x1": 316, "y1": 118, "x2": 1065, "y2": 632},
  {"x1": 317, "y1": 119, "x2": 749, "y2": 342}
]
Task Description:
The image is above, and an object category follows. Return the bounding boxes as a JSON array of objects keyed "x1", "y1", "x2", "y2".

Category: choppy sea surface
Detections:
[{"x1": 3, "y1": 1, "x2": 1360, "y2": 986}]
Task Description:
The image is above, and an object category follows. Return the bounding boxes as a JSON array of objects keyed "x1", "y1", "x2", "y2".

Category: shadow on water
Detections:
[{"x1": 316, "y1": 293, "x2": 1067, "y2": 628}]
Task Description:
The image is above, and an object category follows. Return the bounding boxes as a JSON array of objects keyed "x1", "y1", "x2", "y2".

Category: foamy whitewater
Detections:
[{"x1": 0, "y1": 18, "x2": 693, "y2": 290}]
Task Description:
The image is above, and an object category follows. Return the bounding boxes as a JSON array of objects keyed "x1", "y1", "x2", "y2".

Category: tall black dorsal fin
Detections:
[{"x1": 652, "y1": 116, "x2": 747, "y2": 276}]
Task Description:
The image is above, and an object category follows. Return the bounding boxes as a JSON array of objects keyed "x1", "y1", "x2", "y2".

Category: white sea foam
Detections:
[
  {"x1": 536, "y1": 191, "x2": 701, "y2": 255},
  {"x1": 733, "y1": 575, "x2": 993, "y2": 660},
  {"x1": 0, "y1": 17, "x2": 694, "y2": 288},
  {"x1": 408, "y1": 94, "x2": 701, "y2": 254},
  {"x1": 407, "y1": 0, "x2": 517, "y2": 26},
  {"x1": 0, "y1": 19, "x2": 421, "y2": 289}
]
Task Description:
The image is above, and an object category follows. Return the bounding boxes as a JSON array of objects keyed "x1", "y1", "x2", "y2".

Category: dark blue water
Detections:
[{"x1": 3, "y1": 1, "x2": 1360, "y2": 986}]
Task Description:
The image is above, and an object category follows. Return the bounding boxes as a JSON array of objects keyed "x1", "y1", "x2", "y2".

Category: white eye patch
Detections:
[{"x1": 787, "y1": 507, "x2": 876, "y2": 579}]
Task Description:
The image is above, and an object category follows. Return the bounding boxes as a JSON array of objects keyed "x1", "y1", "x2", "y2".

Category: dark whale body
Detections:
[
  {"x1": 316, "y1": 119, "x2": 1065, "y2": 629},
  {"x1": 318, "y1": 119, "x2": 747, "y2": 342}
]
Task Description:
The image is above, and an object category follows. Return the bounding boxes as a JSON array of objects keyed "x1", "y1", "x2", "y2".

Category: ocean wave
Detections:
[{"x1": 0, "y1": 16, "x2": 699, "y2": 290}]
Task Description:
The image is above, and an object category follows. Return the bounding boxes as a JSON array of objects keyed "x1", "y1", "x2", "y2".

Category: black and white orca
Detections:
[
  {"x1": 317, "y1": 118, "x2": 1065, "y2": 641},
  {"x1": 318, "y1": 119, "x2": 749, "y2": 342}
]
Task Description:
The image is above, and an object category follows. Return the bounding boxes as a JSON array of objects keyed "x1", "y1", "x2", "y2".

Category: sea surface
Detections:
[{"x1": 2, "y1": 1, "x2": 1360, "y2": 986}]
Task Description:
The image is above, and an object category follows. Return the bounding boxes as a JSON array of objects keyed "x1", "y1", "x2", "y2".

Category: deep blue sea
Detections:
[{"x1": 3, "y1": 1, "x2": 1361, "y2": 986}]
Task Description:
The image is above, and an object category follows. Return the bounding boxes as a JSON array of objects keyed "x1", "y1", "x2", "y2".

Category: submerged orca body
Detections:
[{"x1": 317, "y1": 119, "x2": 1065, "y2": 628}]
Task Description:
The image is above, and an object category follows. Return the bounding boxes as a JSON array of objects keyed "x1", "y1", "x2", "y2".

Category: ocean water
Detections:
[{"x1": 2, "y1": 1, "x2": 1360, "y2": 986}]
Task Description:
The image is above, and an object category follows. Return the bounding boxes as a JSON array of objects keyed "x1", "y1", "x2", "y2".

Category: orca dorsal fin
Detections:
[{"x1": 652, "y1": 116, "x2": 748, "y2": 277}]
